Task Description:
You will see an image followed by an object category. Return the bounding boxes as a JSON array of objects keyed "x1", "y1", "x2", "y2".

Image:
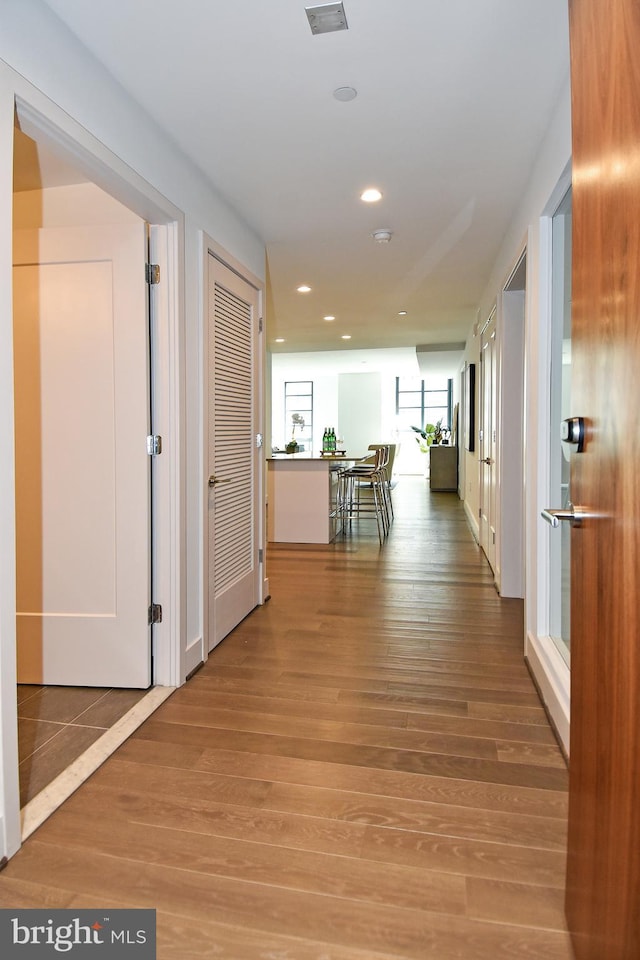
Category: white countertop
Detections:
[{"x1": 267, "y1": 452, "x2": 362, "y2": 462}]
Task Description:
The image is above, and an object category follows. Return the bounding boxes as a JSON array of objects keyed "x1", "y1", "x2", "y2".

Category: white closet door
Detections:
[
  {"x1": 13, "y1": 225, "x2": 151, "y2": 687},
  {"x1": 207, "y1": 254, "x2": 260, "y2": 649}
]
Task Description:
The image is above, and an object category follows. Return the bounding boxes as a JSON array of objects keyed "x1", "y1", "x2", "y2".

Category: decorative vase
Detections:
[{"x1": 285, "y1": 440, "x2": 298, "y2": 454}]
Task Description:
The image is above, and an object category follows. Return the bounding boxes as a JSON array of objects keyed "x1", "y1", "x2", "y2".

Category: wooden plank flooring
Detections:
[{"x1": 0, "y1": 477, "x2": 574, "y2": 959}]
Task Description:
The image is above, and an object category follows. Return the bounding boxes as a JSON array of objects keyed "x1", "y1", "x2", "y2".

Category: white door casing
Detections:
[
  {"x1": 207, "y1": 251, "x2": 262, "y2": 650},
  {"x1": 13, "y1": 224, "x2": 152, "y2": 688},
  {"x1": 479, "y1": 312, "x2": 497, "y2": 573},
  {"x1": 497, "y1": 252, "x2": 526, "y2": 599}
]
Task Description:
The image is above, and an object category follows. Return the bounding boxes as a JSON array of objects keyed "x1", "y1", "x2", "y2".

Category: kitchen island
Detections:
[{"x1": 267, "y1": 453, "x2": 355, "y2": 543}]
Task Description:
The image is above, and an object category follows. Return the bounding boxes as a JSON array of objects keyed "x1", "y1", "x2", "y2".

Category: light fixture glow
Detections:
[
  {"x1": 341, "y1": 334, "x2": 352, "y2": 340},
  {"x1": 323, "y1": 315, "x2": 336, "y2": 321},
  {"x1": 360, "y1": 188, "x2": 382, "y2": 203},
  {"x1": 398, "y1": 310, "x2": 407, "y2": 316},
  {"x1": 297, "y1": 284, "x2": 312, "y2": 293},
  {"x1": 274, "y1": 338, "x2": 285, "y2": 343}
]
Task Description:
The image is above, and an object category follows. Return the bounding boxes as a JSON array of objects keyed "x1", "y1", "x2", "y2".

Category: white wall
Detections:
[
  {"x1": 463, "y1": 75, "x2": 570, "y2": 526},
  {"x1": 338, "y1": 372, "x2": 382, "y2": 454},
  {"x1": 462, "y1": 74, "x2": 572, "y2": 749},
  {"x1": 0, "y1": 0, "x2": 266, "y2": 859}
]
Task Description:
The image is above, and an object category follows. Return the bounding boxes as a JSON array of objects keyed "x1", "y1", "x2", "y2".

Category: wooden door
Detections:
[
  {"x1": 13, "y1": 225, "x2": 152, "y2": 688},
  {"x1": 479, "y1": 313, "x2": 497, "y2": 572},
  {"x1": 207, "y1": 253, "x2": 261, "y2": 650},
  {"x1": 566, "y1": 1, "x2": 640, "y2": 956}
]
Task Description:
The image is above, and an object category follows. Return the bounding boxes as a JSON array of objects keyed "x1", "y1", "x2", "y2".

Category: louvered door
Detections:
[{"x1": 207, "y1": 253, "x2": 260, "y2": 649}]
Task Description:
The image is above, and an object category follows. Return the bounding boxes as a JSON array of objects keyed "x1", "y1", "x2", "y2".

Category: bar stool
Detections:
[
  {"x1": 338, "y1": 446, "x2": 389, "y2": 544},
  {"x1": 367, "y1": 443, "x2": 394, "y2": 525}
]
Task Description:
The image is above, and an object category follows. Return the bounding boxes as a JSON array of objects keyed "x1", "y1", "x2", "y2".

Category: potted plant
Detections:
[
  {"x1": 286, "y1": 413, "x2": 305, "y2": 453},
  {"x1": 411, "y1": 418, "x2": 450, "y2": 450}
]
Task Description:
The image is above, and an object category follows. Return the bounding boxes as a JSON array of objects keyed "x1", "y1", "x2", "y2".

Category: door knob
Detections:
[
  {"x1": 541, "y1": 503, "x2": 585, "y2": 528},
  {"x1": 208, "y1": 475, "x2": 230, "y2": 488},
  {"x1": 482, "y1": 457, "x2": 492, "y2": 464}
]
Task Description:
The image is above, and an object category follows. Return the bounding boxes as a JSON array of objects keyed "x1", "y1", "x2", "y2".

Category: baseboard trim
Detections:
[
  {"x1": 185, "y1": 635, "x2": 204, "y2": 678},
  {"x1": 463, "y1": 499, "x2": 480, "y2": 543},
  {"x1": 525, "y1": 630, "x2": 570, "y2": 757}
]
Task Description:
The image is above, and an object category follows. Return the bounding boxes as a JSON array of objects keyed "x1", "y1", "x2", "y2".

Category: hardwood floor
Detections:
[{"x1": 0, "y1": 477, "x2": 574, "y2": 959}]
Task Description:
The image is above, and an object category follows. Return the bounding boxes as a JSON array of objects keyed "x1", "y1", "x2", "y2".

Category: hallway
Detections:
[{"x1": 0, "y1": 477, "x2": 573, "y2": 959}]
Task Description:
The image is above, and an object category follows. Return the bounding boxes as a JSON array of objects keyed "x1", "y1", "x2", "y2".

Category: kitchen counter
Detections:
[{"x1": 267, "y1": 454, "x2": 362, "y2": 543}]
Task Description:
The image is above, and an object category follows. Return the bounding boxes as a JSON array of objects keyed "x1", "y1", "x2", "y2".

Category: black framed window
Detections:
[{"x1": 395, "y1": 376, "x2": 452, "y2": 430}]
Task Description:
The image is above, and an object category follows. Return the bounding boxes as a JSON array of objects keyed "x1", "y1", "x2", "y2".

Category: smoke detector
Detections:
[
  {"x1": 305, "y1": 3, "x2": 349, "y2": 35},
  {"x1": 372, "y1": 229, "x2": 393, "y2": 243}
]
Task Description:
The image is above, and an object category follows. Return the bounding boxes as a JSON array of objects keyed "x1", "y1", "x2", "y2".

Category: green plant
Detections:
[{"x1": 411, "y1": 418, "x2": 449, "y2": 451}]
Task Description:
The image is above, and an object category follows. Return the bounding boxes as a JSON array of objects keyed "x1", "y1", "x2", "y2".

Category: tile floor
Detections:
[{"x1": 17, "y1": 685, "x2": 149, "y2": 807}]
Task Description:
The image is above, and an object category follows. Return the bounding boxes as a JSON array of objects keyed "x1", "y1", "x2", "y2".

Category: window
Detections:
[
  {"x1": 284, "y1": 381, "x2": 313, "y2": 451},
  {"x1": 395, "y1": 376, "x2": 452, "y2": 431}
]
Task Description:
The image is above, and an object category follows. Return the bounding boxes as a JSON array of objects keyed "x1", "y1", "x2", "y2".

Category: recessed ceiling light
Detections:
[
  {"x1": 297, "y1": 285, "x2": 312, "y2": 293},
  {"x1": 333, "y1": 86, "x2": 357, "y2": 102},
  {"x1": 398, "y1": 310, "x2": 407, "y2": 316},
  {"x1": 341, "y1": 334, "x2": 352, "y2": 340},
  {"x1": 360, "y1": 188, "x2": 382, "y2": 203},
  {"x1": 274, "y1": 338, "x2": 285, "y2": 343},
  {"x1": 323, "y1": 315, "x2": 336, "y2": 321}
]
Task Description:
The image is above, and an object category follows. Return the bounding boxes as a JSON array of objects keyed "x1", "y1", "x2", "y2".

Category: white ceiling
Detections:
[{"x1": 39, "y1": 0, "x2": 569, "y2": 354}]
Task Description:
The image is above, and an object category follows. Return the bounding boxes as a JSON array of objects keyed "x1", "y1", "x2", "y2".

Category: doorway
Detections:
[
  {"x1": 499, "y1": 251, "x2": 526, "y2": 599},
  {"x1": 548, "y1": 188, "x2": 572, "y2": 666},
  {"x1": 479, "y1": 311, "x2": 497, "y2": 573},
  {"x1": 10, "y1": 114, "x2": 180, "y2": 837}
]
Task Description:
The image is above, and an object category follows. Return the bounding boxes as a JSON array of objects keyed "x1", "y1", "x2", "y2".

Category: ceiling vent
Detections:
[{"x1": 305, "y1": 3, "x2": 349, "y2": 35}]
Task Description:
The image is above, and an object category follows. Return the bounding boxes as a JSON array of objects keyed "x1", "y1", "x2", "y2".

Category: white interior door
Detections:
[
  {"x1": 13, "y1": 224, "x2": 152, "y2": 687},
  {"x1": 207, "y1": 253, "x2": 261, "y2": 650},
  {"x1": 479, "y1": 313, "x2": 497, "y2": 572}
]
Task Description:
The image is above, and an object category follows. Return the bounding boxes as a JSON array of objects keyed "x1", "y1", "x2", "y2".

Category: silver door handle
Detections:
[
  {"x1": 541, "y1": 503, "x2": 584, "y2": 528},
  {"x1": 208, "y1": 475, "x2": 231, "y2": 487}
]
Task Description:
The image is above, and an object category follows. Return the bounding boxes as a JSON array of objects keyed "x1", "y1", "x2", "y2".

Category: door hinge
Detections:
[
  {"x1": 258, "y1": 548, "x2": 263, "y2": 563},
  {"x1": 258, "y1": 317, "x2": 263, "y2": 333},
  {"x1": 148, "y1": 603, "x2": 163, "y2": 625},
  {"x1": 147, "y1": 434, "x2": 162, "y2": 456},
  {"x1": 145, "y1": 263, "x2": 160, "y2": 285}
]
